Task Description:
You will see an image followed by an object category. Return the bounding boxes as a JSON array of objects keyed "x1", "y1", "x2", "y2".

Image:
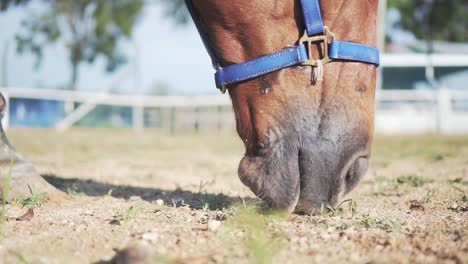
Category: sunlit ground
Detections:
[{"x1": 1, "y1": 129, "x2": 467, "y2": 263}]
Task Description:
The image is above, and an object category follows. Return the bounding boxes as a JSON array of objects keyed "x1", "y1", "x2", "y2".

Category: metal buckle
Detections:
[
  {"x1": 299, "y1": 26, "x2": 335, "y2": 66},
  {"x1": 219, "y1": 85, "x2": 227, "y2": 94},
  {"x1": 216, "y1": 63, "x2": 227, "y2": 94}
]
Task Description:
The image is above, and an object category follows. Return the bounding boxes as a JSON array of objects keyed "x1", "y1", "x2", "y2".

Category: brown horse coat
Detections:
[{"x1": 192, "y1": 0, "x2": 378, "y2": 213}]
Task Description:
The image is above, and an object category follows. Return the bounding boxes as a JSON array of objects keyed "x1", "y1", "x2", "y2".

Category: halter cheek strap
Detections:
[{"x1": 185, "y1": 0, "x2": 380, "y2": 93}]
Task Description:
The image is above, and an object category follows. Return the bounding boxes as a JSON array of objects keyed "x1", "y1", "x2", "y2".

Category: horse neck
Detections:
[{"x1": 192, "y1": 0, "x2": 378, "y2": 67}]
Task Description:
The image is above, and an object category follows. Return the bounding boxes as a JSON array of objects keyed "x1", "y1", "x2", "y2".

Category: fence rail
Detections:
[{"x1": 2, "y1": 87, "x2": 468, "y2": 134}]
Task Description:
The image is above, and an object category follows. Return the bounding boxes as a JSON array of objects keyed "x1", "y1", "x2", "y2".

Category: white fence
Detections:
[
  {"x1": 375, "y1": 89, "x2": 468, "y2": 134},
  {"x1": 2, "y1": 87, "x2": 468, "y2": 134}
]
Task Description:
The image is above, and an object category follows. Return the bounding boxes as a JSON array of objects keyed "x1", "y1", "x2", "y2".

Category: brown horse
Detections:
[
  {"x1": 0, "y1": 1, "x2": 378, "y2": 214},
  {"x1": 189, "y1": 0, "x2": 378, "y2": 213}
]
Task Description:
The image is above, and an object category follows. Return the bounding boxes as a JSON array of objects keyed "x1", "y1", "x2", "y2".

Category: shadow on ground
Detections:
[{"x1": 42, "y1": 174, "x2": 249, "y2": 210}]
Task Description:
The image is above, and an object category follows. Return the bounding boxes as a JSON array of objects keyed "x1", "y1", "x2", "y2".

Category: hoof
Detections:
[
  {"x1": 0, "y1": 159, "x2": 63, "y2": 201},
  {"x1": 0, "y1": 92, "x2": 63, "y2": 201}
]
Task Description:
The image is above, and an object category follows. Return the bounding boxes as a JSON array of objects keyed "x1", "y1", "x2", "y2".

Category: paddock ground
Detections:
[{"x1": 0, "y1": 129, "x2": 467, "y2": 264}]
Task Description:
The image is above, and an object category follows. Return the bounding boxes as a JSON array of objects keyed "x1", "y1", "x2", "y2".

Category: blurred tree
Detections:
[
  {"x1": 159, "y1": 0, "x2": 189, "y2": 25},
  {"x1": 0, "y1": 0, "x2": 144, "y2": 89},
  {"x1": 159, "y1": 0, "x2": 468, "y2": 43},
  {"x1": 388, "y1": 0, "x2": 468, "y2": 43}
]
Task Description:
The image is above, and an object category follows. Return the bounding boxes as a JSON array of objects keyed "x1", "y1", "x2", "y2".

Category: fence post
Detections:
[
  {"x1": 133, "y1": 105, "x2": 144, "y2": 132},
  {"x1": 194, "y1": 107, "x2": 200, "y2": 133},
  {"x1": 170, "y1": 107, "x2": 176, "y2": 135},
  {"x1": 436, "y1": 87, "x2": 451, "y2": 134},
  {"x1": 64, "y1": 100, "x2": 75, "y2": 114}
]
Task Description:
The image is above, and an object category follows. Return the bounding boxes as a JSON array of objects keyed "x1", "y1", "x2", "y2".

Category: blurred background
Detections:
[{"x1": 0, "y1": 0, "x2": 467, "y2": 134}]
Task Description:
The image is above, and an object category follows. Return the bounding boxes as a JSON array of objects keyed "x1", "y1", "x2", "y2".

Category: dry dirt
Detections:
[{"x1": 0, "y1": 129, "x2": 467, "y2": 264}]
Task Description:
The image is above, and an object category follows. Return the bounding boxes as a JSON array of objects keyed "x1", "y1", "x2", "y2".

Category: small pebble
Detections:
[
  {"x1": 155, "y1": 199, "x2": 164, "y2": 206},
  {"x1": 141, "y1": 232, "x2": 158, "y2": 242},
  {"x1": 129, "y1": 196, "x2": 142, "y2": 201}
]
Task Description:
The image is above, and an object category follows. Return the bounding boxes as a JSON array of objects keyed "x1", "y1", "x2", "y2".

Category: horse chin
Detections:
[{"x1": 238, "y1": 151, "x2": 301, "y2": 213}]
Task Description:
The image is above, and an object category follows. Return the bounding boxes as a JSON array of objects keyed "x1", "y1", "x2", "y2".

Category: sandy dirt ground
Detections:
[{"x1": 0, "y1": 129, "x2": 467, "y2": 264}]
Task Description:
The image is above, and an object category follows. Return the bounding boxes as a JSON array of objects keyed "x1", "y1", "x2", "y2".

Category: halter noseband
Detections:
[{"x1": 185, "y1": 0, "x2": 380, "y2": 93}]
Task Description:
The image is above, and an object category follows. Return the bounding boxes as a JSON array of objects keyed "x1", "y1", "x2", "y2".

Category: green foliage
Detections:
[
  {"x1": 1, "y1": 0, "x2": 144, "y2": 88},
  {"x1": 388, "y1": 0, "x2": 468, "y2": 43},
  {"x1": 9, "y1": 250, "x2": 30, "y2": 264},
  {"x1": 325, "y1": 199, "x2": 358, "y2": 218},
  {"x1": 21, "y1": 190, "x2": 46, "y2": 208},
  {"x1": 223, "y1": 205, "x2": 286, "y2": 264},
  {"x1": 110, "y1": 203, "x2": 142, "y2": 225},
  {"x1": 65, "y1": 184, "x2": 83, "y2": 196},
  {"x1": 396, "y1": 175, "x2": 433, "y2": 187}
]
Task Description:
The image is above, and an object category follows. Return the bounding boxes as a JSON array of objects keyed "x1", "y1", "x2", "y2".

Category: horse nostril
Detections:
[{"x1": 344, "y1": 156, "x2": 369, "y2": 194}]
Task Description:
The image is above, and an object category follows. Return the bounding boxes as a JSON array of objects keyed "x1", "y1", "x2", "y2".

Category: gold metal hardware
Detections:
[{"x1": 299, "y1": 26, "x2": 335, "y2": 66}]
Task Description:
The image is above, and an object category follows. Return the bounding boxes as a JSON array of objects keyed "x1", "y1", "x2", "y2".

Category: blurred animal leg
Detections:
[{"x1": 0, "y1": 93, "x2": 62, "y2": 201}]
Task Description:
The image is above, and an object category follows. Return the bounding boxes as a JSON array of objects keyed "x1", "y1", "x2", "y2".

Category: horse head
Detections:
[{"x1": 190, "y1": 0, "x2": 379, "y2": 213}]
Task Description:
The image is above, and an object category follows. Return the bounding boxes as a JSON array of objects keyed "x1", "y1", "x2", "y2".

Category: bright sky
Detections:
[{"x1": 0, "y1": 4, "x2": 217, "y2": 95}]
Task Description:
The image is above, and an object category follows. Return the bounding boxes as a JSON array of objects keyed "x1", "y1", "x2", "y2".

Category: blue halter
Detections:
[{"x1": 185, "y1": 0, "x2": 380, "y2": 93}]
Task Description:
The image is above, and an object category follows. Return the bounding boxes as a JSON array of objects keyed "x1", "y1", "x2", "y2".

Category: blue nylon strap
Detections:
[
  {"x1": 300, "y1": 0, "x2": 324, "y2": 36},
  {"x1": 215, "y1": 45, "x2": 308, "y2": 88},
  {"x1": 214, "y1": 42, "x2": 380, "y2": 88},
  {"x1": 185, "y1": 0, "x2": 380, "y2": 90},
  {"x1": 330, "y1": 41, "x2": 380, "y2": 66}
]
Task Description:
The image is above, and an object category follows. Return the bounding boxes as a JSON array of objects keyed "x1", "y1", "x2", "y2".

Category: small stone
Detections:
[
  {"x1": 141, "y1": 232, "x2": 158, "y2": 242},
  {"x1": 449, "y1": 203, "x2": 459, "y2": 210},
  {"x1": 83, "y1": 210, "x2": 93, "y2": 216},
  {"x1": 207, "y1": 220, "x2": 222, "y2": 232},
  {"x1": 129, "y1": 196, "x2": 142, "y2": 201},
  {"x1": 155, "y1": 199, "x2": 164, "y2": 206},
  {"x1": 319, "y1": 232, "x2": 330, "y2": 240},
  {"x1": 211, "y1": 253, "x2": 224, "y2": 263}
]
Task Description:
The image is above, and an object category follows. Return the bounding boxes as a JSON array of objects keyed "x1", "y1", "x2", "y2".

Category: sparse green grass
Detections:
[
  {"x1": 197, "y1": 192, "x2": 229, "y2": 211},
  {"x1": 339, "y1": 217, "x2": 401, "y2": 231},
  {"x1": 66, "y1": 184, "x2": 84, "y2": 196},
  {"x1": 396, "y1": 175, "x2": 433, "y2": 187},
  {"x1": 364, "y1": 174, "x2": 434, "y2": 196},
  {"x1": 314, "y1": 199, "x2": 401, "y2": 232},
  {"x1": 422, "y1": 190, "x2": 436, "y2": 203},
  {"x1": 194, "y1": 180, "x2": 230, "y2": 210},
  {"x1": 153, "y1": 255, "x2": 173, "y2": 264},
  {"x1": 9, "y1": 250, "x2": 30, "y2": 264},
  {"x1": 4, "y1": 130, "x2": 468, "y2": 263},
  {"x1": 323, "y1": 199, "x2": 358, "y2": 218},
  {"x1": 110, "y1": 203, "x2": 143, "y2": 225},
  {"x1": 223, "y1": 205, "x2": 286, "y2": 264},
  {"x1": 451, "y1": 184, "x2": 467, "y2": 198},
  {"x1": 449, "y1": 177, "x2": 468, "y2": 186},
  {"x1": 20, "y1": 186, "x2": 46, "y2": 209},
  {"x1": 431, "y1": 152, "x2": 449, "y2": 161},
  {"x1": 371, "y1": 135, "x2": 466, "y2": 165},
  {"x1": 0, "y1": 157, "x2": 15, "y2": 226}
]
